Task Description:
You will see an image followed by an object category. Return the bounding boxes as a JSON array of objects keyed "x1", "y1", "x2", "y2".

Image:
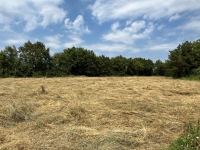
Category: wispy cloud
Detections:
[
  {"x1": 177, "y1": 19, "x2": 200, "y2": 33},
  {"x1": 44, "y1": 34, "x2": 63, "y2": 49},
  {"x1": 169, "y1": 14, "x2": 180, "y2": 22},
  {"x1": 4, "y1": 39, "x2": 27, "y2": 45},
  {"x1": 0, "y1": 0, "x2": 67, "y2": 32},
  {"x1": 111, "y1": 22, "x2": 120, "y2": 31},
  {"x1": 157, "y1": 24, "x2": 165, "y2": 30},
  {"x1": 146, "y1": 40, "x2": 181, "y2": 52},
  {"x1": 102, "y1": 21, "x2": 154, "y2": 44},
  {"x1": 84, "y1": 43, "x2": 140, "y2": 53},
  {"x1": 89, "y1": 0, "x2": 200, "y2": 22},
  {"x1": 0, "y1": 0, "x2": 199, "y2": 61},
  {"x1": 64, "y1": 15, "x2": 90, "y2": 34},
  {"x1": 63, "y1": 36, "x2": 84, "y2": 48}
]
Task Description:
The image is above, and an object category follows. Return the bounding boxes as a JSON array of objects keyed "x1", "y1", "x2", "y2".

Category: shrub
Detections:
[{"x1": 191, "y1": 67, "x2": 200, "y2": 75}]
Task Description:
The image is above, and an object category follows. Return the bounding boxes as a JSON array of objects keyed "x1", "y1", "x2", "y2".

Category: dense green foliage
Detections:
[
  {"x1": 0, "y1": 39, "x2": 200, "y2": 78},
  {"x1": 166, "y1": 40, "x2": 200, "y2": 78}
]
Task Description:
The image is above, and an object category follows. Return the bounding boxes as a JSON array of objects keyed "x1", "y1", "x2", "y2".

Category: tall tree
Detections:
[
  {"x1": 127, "y1": 58, "x2": 136, "y2": 76},
  {"x1": 110, "y1": 55, "x2": 128, "y2": 76},
  {"x1": 144, "y1": 59, "x2": 154, "y2": 76},
  {"x1": 132, "y1": 58, "x2": 145, "y2": 75},
  {"x1": 18, "y1": 41, "x2": 51, "y2": 77},
  {"x1": 96, "y1": 55, "x2": 112, "y2": 76},
  {"x1": 0, "y1": 46, "x2": 19, "y2": 77},
  {"x1": 191, "y1": 39, "x2": 200, "y2": 69},
  {"x1": 153, "y1": 60, "x2": 166, "y2": 76},
  {"x1": 51, "y1": 52, "x2": 71, "y2": 76},
  {"x1": 0, "y1": 51, "x2": 4, "y2": 77},
  {"x1": 167, "y1": 41, "x2": 193, "y2": 77}
]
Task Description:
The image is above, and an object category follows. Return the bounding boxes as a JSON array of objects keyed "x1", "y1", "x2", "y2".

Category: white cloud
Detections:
[
  {"x1": 157, "y1": 24, "x2": 165, "y2": 30},
  {"x1": 63, "y1": 36, "x2": 84, "y2": 48},
  {"x1": 126, "y1": 20, "x2": 132, "y2": 26},
  {"x1": 149, "y1": 44, "x2": 173, "y2": 51},
  {"x1": 64, "y1": 15, "x2": 90, "y2": 34},
  {"x1": 177, "y1": 19, "x2": 200, "y2": 33},
  {"x1": 0, "y1": 0, "x2": 67, "y2": 32},
  {"x1": 169, "y1": 14, "x2": 180, "y2": 22},
  {"x1": 102, "y1": 21, "x2": 154, "y2": 44},
  {"x1": 39, "y1": 5, "x2": 66, "y2": 28},
  {"x1": 80, "y1": 0, "x2": 92, "y2": 2},
  {"x1": 44, "y1": 34, "x2": 63, "y2": 49},
  {"x1": 24, "y1": 16, "x2": 39, "y2": 32},
  {"x1": 4, "y1": 39, "x2": 27, "y2": 45},
  {"x1": 167, "y1": 32, "x2": 176, "y2": 36},
  {"x1": 45, "y1": 34, "x2": 85, "y2": 49},
  {"x1": 84, "y1": 43, "x2": 139, "y2": 53},
  {"x1": 147, "y1": 41, "x2": 180, "y2": 51},
  {"x1": 0, "y1": 32, "x2": 28, "y2": 46},
  {"x1": 111, "y1": 22, "x2": 120, "y2": 31},
  {"x1": 0, "y1": 24, "x2": 13, "y2": 32},
  {"x1": 89, "y1": 0, "x2": 200, "y2": 22}
]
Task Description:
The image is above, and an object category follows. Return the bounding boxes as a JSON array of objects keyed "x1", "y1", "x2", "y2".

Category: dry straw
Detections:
[{"x1": 0, "y1": 77, "x2": 199, "y2": 149}]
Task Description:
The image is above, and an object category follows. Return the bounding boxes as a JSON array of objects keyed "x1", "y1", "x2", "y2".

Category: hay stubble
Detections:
[{"x1": 0, "y1": 77, "x2": 200, "y2": 149}]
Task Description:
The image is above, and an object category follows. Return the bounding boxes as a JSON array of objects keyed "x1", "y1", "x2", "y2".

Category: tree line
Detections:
[{"x1": 0, "y1": 39, "x2": 200, "y2": 78}]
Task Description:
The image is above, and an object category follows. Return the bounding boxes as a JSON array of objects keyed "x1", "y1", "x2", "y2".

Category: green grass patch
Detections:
[
  {"x1": 181, "y1": 75, "x2": 200, "y2": 81},
  {"x1": 162, "y1": 120, "x2": 200, "y2": 150}
]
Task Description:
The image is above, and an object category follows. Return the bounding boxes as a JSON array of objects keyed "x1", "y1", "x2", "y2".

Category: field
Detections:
[{"x1": 0, "y1": 77, "x2": 200, "y2": 149}]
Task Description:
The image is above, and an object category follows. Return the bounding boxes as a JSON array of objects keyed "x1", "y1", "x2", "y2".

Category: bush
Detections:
[{"x1": 191, "y1": 67, "x2": 200, "y2": 75}]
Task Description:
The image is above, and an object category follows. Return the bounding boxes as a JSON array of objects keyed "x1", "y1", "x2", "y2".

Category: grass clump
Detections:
[
  {"x1": 182, "y1": 75, "x2": 200, "y2": 81},
  {"x1": 9, "y1": 102, "x2": 34, "y2": 122},
  {"x1": 163, "y1": 120, "x2": 200, "y2": 150},
  {"x1": 0, "y1": 101, "x2": 35, "y2": 126},
  {"x1": 37, "y1": 85, "x2": 48, "y2": 94}
]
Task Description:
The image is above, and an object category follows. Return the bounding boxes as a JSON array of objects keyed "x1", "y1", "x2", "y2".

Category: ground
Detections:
[{"x1": 0, "y1": 77, "x2": 200, "y2": 149}]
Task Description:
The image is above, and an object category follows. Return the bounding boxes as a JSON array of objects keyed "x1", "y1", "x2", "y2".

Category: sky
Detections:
[{"x1": 0, "y1": 0, "x2": 200, "y2": 61}]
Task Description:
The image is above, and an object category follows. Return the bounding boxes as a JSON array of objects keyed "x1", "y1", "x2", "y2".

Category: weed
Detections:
[
  {"x1": 37, "y1": 85, "x2": 47, "y2": 94},
  {"x1": 162, "y1": 120, "x2": 200, "y2": 150}
]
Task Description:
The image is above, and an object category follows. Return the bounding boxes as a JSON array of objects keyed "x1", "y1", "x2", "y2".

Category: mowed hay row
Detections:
[{"x1": 0, "y1": 77, "x2": 200, "y2": 149}]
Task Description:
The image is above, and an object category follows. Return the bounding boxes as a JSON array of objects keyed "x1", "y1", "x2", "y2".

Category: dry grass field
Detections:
[{"x1": 0, "y1": 76, "x2": 200, "y2": 150}]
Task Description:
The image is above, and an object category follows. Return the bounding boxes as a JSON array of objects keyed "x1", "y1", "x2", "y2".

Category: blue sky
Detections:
[{"x1": 0, "y1": 0, "x2": 200, "y2": 61}]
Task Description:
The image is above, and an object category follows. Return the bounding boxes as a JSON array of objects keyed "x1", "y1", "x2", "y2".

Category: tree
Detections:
[
  {"x1": 167, "y1": 41, "x2": 194, "y2": 77},
  {"x1": 96, "y1": 55, "x2": 112, "y2": 76},
  {"x1": 191, "y1": 39, "x2": 200, "y2": 68},
  {"x1": 0, "y1": 46, "x2": 19, "y2": 77},
  {"x1": 132, "y1": 58, "x2": 145, "y2": 75},
  {"x1": 110, "y1": 55, "x2": 128, "y2": 76},
  {"x1": 18, "y1": 41, "x2": 51, "y2": 77},
  {"x1": 62, "y1": 47, "x2": 98, "y2": 76},
  {"x1": 153, "y1": 60, "x2": 166, "y2": 76},
  {"x1": 127, "y1": 58, "x2": 136, "y2": 76},
  {"x1": 51, "y1": 52, "x2": 71, "y2": 76},
  {"x1": 0, "y1": 51, "x2": 4, "y2": 77},
  {"x1": 144, "y1": 59, "x2": 154, "y2": 76}
]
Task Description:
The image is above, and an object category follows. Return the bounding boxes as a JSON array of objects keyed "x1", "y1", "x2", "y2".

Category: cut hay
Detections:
[{"x1": 0, "y1": 77, "x2": 199, "y2": 149}]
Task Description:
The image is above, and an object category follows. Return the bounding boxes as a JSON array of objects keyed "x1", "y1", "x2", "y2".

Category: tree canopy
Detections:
[{"x1": 0, "y1": 39, "x2": 200, "y2": 78}]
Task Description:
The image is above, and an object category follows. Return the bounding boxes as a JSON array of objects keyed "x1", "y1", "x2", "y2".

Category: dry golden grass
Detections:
[{"x1": 0, "y1": 76, "x2": 200, "y2": 149}]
